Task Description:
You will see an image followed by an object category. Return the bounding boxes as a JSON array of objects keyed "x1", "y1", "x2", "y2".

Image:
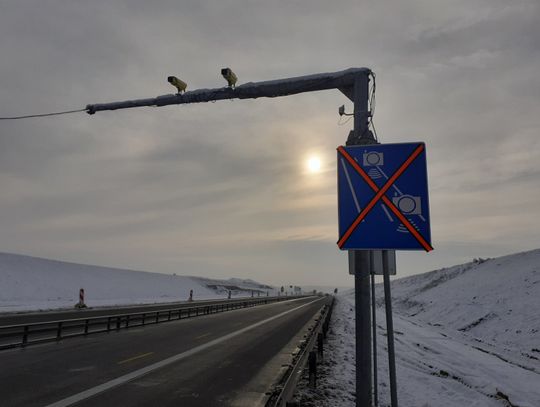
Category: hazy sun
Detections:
[{"x1": 307, "y1": 156, "x2": 322, "y2": 173}]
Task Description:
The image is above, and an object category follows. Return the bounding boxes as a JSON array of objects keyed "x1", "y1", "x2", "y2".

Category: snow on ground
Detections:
[
  {"x1": 0, "y1": 252, "x2": 277, "y2": 312},
  {"x1": 294, "y1": 249, "x2": 540, "y2": 406}
]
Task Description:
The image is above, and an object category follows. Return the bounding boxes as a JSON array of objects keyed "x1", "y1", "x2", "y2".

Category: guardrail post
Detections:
[
  {"x1": 22, "y1": 325, "x2": 29, "y2": 346},
  {"x1": 168, "y1": 310, "x2": 172, "y2": 321},
  {"x1": 155, "y1": 312, "x2": 159, "y2": 324},
  {"x1": 107, "y1": 317, "x2": 111, "y2": 332},
  {"x1": 84, "y1": 319, "x2": 89, "y2": 334},
  {"x1": 57, "y1": 322, "x2": 63, "y2": 340},
  {"x1": 116, "y1": 316, "x2": 121, "y2": 330},
  {"x1": 126, "y1": 315, "x2": 130, "y2": 328},
  {"x1": 317, "y1": 333, "x2": 324, "y2": 359},
  {"x1": 308, "y1": 351, "x2": 317, "y2": 388},
  {"x1": 142, "y1": 313, "x2": 146, "y2": 326}
]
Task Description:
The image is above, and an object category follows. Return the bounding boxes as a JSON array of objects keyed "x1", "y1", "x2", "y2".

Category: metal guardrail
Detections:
[
  {"x1": 265, "y1": 296, "x2": 335, "y2": 407},
  {"x1": 0, "y1": 296, "x2": 303, "y2": 350}
]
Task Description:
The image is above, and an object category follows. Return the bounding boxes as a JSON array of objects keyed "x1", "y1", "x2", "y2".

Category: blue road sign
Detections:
[{"x1": 337, "y1": 142, "x2": 432, "y2": 251}]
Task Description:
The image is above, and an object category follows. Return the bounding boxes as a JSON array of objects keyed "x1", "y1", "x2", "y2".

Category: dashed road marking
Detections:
[
  {"x1": 117, "y1": 352, "x2": 154, "y2": 365},
  {"x1": 195, "y1": 333, "x2": 212, "y2": 340}
]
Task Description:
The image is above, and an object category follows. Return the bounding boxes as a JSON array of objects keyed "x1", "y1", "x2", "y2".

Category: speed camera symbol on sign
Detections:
[
  {"x1": 392, "y1": 195, "x2": 422, "y2": 216},
  {"x1": 363, "y1": 151, "x2": 384, "y2": 167}
]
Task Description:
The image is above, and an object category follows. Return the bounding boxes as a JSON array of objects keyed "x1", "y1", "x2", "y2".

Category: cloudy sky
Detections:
[{"x1": 1, "y1": 0, "x2": 539, "y2": 287}]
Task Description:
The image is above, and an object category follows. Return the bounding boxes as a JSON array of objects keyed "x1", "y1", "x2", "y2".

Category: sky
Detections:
[{"x1": 0, "y1": 0, "x2": 539, "y2": 287}]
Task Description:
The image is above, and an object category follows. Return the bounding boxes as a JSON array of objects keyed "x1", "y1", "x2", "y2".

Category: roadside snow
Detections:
[
  {"x1": 0, "y1": 252, "x2": 277, "y2": 312},
  {"x1": 294, "y1": 249, "x2": 540, "y2": 407}
]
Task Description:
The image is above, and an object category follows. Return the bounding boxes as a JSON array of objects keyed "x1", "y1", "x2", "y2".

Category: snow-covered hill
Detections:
[
  {"x1": 387, "y1": 249, "x2": 540, "y2": 357},
  {"x1": 0, "y1": 252, "x2": 277, "y2": 312},
  {"x1": 295, "y1": 248, "x2": 540, "y2": 407}
]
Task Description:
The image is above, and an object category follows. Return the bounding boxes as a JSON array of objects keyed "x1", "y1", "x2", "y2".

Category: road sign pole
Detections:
[
  {"x1": 348, "y1": 73, "x2": 375, "y2": 407},
  {"x1": 382, "y1": 250, "x2": 398, "y2": 407},
  {"x1": 352, "y1": 251, "x2": 372, "y2": 406},
  {"x1": 371, "y1": 268, "x2": 378, "y2": 406}
]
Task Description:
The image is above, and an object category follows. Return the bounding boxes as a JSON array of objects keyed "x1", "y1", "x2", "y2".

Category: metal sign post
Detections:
[
  {"x1": 348, "y1": 73, "x2": 375, "y2": 407},
  {"x1": 371, "y1": 258, "x2": 379, "y2": 407},
  {"x1": 382, "y1": 250, "x2": 398, "y2": 407}
]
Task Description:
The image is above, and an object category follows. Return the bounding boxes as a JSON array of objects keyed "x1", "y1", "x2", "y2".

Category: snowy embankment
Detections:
[
  {"x1": 0, "y1": 252, "x2": 275, "y2": 312},
  {"x1": 294, "y1": 249, "x2": 540, "y2": 407}
]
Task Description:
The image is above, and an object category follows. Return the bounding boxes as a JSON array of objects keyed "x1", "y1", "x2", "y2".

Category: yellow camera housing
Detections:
[
  {"x1": 221, "y1": 68, "x2": 238, "y2": 88},
  {"x1": 167, "y1": 76, "x2": 187, "y2": 93}
]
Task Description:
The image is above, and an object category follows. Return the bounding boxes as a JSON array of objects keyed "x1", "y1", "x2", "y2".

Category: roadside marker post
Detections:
[{"x1": 77, "y1": 288, "x2": 86, "y2": 308}]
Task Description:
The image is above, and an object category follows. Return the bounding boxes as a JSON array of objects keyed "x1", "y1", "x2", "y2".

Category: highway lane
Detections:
[
  {"x1": 0, "y1": 295, "x2": 329, "y2": 406},
  {"x1": 0, "y1": 296, "x2": 298, "y2": 326}
]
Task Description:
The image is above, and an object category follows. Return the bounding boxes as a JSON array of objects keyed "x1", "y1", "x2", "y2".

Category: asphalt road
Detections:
[
  {"x1": 0, "y1": 295, "x2": 328, "y2": 407},
  {"x1": 0, "y1": 296, "x2": 299, "y2": 326}
]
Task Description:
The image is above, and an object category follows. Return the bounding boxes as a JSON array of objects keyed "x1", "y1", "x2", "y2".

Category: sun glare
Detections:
[{"x1": 307, "y1": 156, "x2": 322, "y2": 173}]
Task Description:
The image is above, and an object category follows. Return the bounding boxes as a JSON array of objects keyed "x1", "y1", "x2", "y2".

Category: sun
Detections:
[{"x1": 307, "y1": 156, "x2": 322, "y2": 173}]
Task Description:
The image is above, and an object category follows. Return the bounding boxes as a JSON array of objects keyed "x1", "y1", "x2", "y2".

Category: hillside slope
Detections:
[
  {"x1": 295, "y1": 248, "x2": 540, "y2": 407},
  {"x1": 388, "y1": 249, "x2": 540, "y2": 353},
  {"x1": 0, "y1": 252, "x2": 275, "y2": 312}
]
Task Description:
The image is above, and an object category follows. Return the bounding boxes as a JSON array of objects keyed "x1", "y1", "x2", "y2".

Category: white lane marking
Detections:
[{"x1": 45, "y1": 297, "x2": 323, "y2": 407}]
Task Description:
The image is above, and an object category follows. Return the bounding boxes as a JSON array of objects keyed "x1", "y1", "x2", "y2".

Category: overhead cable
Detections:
[{"x1": 0, "y1": 108, "x2": 86, "y2": 120}]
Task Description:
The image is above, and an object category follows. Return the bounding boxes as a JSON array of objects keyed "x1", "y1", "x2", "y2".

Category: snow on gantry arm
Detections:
[{"x1": 85, "y1": 67, "x2": 371, "y2": 114}]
